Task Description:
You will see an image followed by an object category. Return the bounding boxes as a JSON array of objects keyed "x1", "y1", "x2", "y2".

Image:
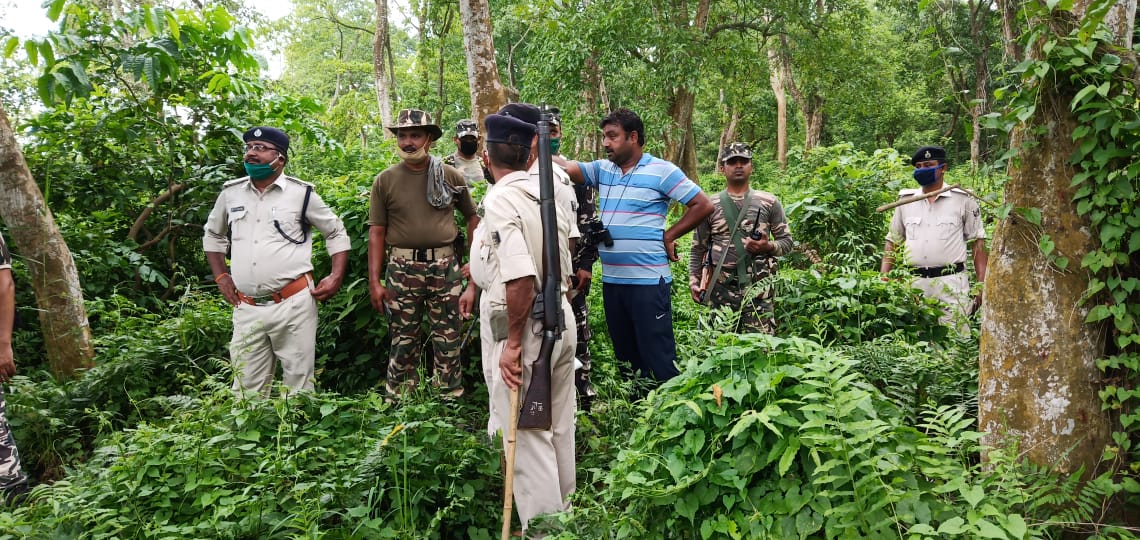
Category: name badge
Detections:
[{"x1": 230, "y1": 206, "x2": 245, "y2": 213}]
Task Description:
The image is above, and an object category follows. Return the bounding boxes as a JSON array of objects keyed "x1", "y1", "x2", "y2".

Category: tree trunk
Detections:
[
  {"x1": 373, "y1": 0, "x2": 393, "y2": 137},
  {"x1": 718, "y1": 108, "x2": 739, "y2": 154},
  {"x1": 979, "y1": 0, "x2": 1135, "y2": 476},
  {"x1": 0, "y1": 105, "x2": 94, "y2": 378},
  {"x1": 780, "y1": 34, "x2": 825, "y2": 151},
  {"x1": 767, "y1": 45, "x2": 788, "y2": 168},
  {"x1": 459, "y1": 0, "x2": 509, "y2": 129},
  {"x1": 577, "y1": 54, "x2": 608, "y2": 160},
  {"x1": 995, "y1": 0, "x2": 1022, "y2": 61},
  {"x1": 968, "y1": 0, "x2": 994, "y2": 170},
  {"x1": 662, "y1": 0, "x2": 710, "y2": 182}
]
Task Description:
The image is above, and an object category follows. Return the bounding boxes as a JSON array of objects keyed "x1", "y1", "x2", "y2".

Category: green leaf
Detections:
[
  {"x1": 938, "y1": 517, "x2": 966, "y2": 534},
  {"x1": 1070, "y1": 84, "x2": 1099, "y2": 110},
  {"x1": 778, "y1": 439, "x2": 800, "y2": 476},
  {"x1": 1038, "y1": 235, "x2": 1055, "y2": 256},
  {"x1": 961, "y1": 485, "x2": 984, "y2": 508},
  {"x1": 974, "y1": 518, "x2": 1009, "y2": 538},
  {"x1": 1002, "y1": 514, "x2": 1028, "y2": 538}
]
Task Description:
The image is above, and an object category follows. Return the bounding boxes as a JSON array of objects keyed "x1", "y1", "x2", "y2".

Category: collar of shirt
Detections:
[
  {"x1": 495, "y1": 170, "x2": 530, "y2": 188},
  {"x1": 244, "y1": 174, "x2": 290, "y2": 194}
]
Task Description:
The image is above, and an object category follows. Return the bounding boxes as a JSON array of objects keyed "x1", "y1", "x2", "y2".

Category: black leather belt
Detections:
[
  {"x1": 389, "y1": 245, "x2": 455, "y2": 263},
  {"x1": 912, "y1": 262, "x2": 965, "y2": 278}
]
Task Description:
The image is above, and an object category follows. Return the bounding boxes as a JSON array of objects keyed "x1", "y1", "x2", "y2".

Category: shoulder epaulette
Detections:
[
  {"x1": 898, "y1": 188, "x2": 920, "y2": 197},
  {"x1": 283, "y1": 175, "x2": 314, "y2": 188},
  {"x1": 223, "y1": 177, "x2": 249, "y2": 188}
]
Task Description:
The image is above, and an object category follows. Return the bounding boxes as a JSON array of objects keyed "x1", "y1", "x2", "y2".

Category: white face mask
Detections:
[{"x1": 398, "y1": 145, "x2": 429, "y2": 165}]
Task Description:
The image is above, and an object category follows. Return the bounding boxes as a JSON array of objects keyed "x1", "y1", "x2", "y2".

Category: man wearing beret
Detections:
[
  {"x1": 204, "y1": 127, "x2": 351, "y2": 395},
  {"x1": 881, "y1": 145, "x2": 988, "y2": 329},
  {"x1": 368, "y1": 109, "x2": 479, "y2": 400},
  {"x1": 557, "y1": 108, "x2": 713, "y2": 388},
  {"x1": 0, "y1": 231, "x2": 29, "y2": 505},
  {"x1": 476, "y1": 107, "x2": 577, "y2": 533},
  {"x1": 443, "y1": 119, "x2": 492, "y2": 188},
  {"x1": 690, "y1": 142, "x2": 794, "y2": 334}
]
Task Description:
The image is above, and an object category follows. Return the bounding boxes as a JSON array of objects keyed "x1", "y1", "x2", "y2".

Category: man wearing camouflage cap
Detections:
[
  {"x1": 443, "y1": 119, "x2": 492, "y2": 188},
  {"x1": 689, "y1": 142, "x2": 793, "y2": 334},
  {"x1": 881, "y1": 145, "x2": 987, "y2": 329},
  {"x1": 368, "y1": 109, "x2": 479, "y2": 400}
]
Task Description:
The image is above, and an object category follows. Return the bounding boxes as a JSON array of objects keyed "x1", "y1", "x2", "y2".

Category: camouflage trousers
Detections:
[
  {"x1": 709, "y1": 260, "x2": 777, "y2": 335},
  {"x1": 384, "y1": 255, "x2": 464, "y2": 398},
  {"x1": 0, "y1": 387, "x2": 27, "y2": 493},
  {"x1": 569, "y1": 283, "x2": 595, "y2": 407}
]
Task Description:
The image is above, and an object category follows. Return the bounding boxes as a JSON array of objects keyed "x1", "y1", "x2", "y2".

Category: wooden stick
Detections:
[
  {"x1": 501, "y1": 386, "x2": 520, "y2": 540},
  {"x1": 876, "y1": 184, "x2": 959, "y2": 213}
]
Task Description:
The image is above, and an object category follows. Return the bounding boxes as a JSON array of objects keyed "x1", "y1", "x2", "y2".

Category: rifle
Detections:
[
  {"x1": 696, "y1": 237, "x2": 713, "y2": 304},
  {"x1": 518, "y1": 109, "x2": 561, "y2": 431}
]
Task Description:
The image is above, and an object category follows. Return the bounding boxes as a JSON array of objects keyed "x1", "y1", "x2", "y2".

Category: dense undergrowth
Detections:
[{"x1": 0, "y1": 144, "x2": 1134, "y2": 538}]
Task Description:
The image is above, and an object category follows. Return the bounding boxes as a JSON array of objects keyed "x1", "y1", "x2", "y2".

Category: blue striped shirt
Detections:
[{"x1": 579, "y1": 154, "x2": 701, "y2": 285}]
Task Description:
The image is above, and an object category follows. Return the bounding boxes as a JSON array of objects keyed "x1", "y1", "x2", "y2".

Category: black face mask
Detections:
[{"x1": 459, "y1": 139, "x2": 478, "y2": 156}]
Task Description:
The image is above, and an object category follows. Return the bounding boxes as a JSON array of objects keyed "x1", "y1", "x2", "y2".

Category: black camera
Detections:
[{"x1": 580, "y1": 218, "x2": 614, "y2": 248}]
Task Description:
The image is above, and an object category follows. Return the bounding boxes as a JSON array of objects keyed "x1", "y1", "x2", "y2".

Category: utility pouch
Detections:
[
  {"x1": 530, "y1": 292, "x2": 546, "y2": 321},
  {"x1": 490, "y1": 310, "x2": 509, "y2": 341}
]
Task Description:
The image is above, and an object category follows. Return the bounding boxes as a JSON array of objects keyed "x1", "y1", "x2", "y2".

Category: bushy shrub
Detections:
[
  {"x1": 546, "y1": 334, "x2": 1113, "y2": 539},
  {"x1": 0, "y1": 390, "x2": 502, "y2": 539}
]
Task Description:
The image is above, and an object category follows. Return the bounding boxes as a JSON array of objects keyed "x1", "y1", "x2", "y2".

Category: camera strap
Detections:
[{"x1": 715, "y1": 190, "x2": 753, "y2": 286}]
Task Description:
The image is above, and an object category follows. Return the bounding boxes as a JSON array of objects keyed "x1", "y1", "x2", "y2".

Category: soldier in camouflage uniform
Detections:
[
  {"x1": 368, "y1": 109, "x2": 480, "y2": 399},
  {"x1": 689, "y1": 143, "x2": 793, "y2": 334},
  {"x1": 0, "y1": 232, "x2": 29, "y2": 505},
  {"x1": 442, "y1": 119, "x2": 492, "y2": 188},
  {"x1": 552, "y1": 109, "x2": 600, "y2": 411}
]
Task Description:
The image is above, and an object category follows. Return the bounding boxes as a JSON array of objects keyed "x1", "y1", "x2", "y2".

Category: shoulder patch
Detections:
[{"x1": 283, "y1": 176, "x2": 314, "y2": 188}]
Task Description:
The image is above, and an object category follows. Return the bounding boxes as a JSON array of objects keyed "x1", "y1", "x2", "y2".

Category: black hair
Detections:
[
  {"x1": 487, "y1": 141, "x2": 530, "y2": 171},
  {"x1": 599, "y1": 108, "x2": 645, "y2": 146}
]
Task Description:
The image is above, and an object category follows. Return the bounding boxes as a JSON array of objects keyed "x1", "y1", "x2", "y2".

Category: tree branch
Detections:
[{"x1": 128, "y1": 183, "x2": 185, "y2": 242}]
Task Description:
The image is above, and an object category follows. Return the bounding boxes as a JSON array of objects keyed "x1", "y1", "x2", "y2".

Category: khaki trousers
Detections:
[
  {"x1": 914, "y1": 272, "x2": 971, "y2": 333},
  {"x1": 230, "y1": 288, "x2": 317, "y2": 395},
  {"x1": 489, "y1": 298, "x2": 577, "y2": 530}
]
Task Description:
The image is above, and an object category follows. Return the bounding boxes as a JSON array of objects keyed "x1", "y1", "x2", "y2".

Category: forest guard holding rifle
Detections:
[
  {"x1": 880, "y1": 145, "x2": 988, "y2": 332},
  {"x1": 204, "y1": 127, "x2": 351, "y2": 396},
  {"x1": 367, "y1": 109, "x2": 480, "y2": 401},
  {"x1": 689, "y1": 142, "x2": 793, "y2": 334},
  {"x1": 557, "y1": 108, "x2": 713, "y2": 388},
  {"x1": 470, "y1": 104, "x2": 577, "y2": 536}
]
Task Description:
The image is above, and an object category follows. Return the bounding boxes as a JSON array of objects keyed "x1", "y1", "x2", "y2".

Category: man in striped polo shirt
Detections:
[{"x1": 558, "y1": 108, "x2": 713, "y2": 387}]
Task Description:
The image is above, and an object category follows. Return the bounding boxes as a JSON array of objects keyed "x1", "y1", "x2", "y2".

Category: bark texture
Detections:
[
  {"x1": 373, "y1": 0, "x2": 393, "y2": 136},
  {"x1": 0, "y1": 106, "x2": 94, "y2": 378},
  {"x1": 661, "y1": 0, "x2": 710, "y2": 183},
  {"x1": 459, "y1": 0, "x2": 509, "y2": 129},
  {"x1": 767, "y1": 45, "x2": 788, "y2": 168},
  {"x1": 979, "y1": 0, "x2": 1135, "y2": 475}
]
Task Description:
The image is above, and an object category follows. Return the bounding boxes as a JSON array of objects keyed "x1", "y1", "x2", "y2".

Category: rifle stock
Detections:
[{"x1": 518, "y1": 109, "x2": 561, "y2": 431}]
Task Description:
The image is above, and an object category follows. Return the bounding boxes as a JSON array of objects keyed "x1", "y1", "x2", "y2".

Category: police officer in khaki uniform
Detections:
[
  {"x1": 205, "y1": 127, "x2": 351, "y2": 395},
  {"x1": 881, "y1": 145, "x2": 988, "y2": 328},
  {"x1": 477, "y1": 109, "x2": 577, "y2": 533}
]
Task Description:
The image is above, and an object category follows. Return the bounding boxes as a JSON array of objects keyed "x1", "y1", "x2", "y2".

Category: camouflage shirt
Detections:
[
  {"x1": 443, "y1": 153, "x2": 492, "y2": 187},
  {"x1": 572, "y1": 183, "x2": 599, "y2": 272},
  {"x1": 689, "y1": 189, "x2": 794, "y2": 288}
]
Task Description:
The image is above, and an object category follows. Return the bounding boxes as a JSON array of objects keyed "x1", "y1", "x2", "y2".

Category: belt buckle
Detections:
[{"x1": 415, "y1": 248, "x2": 429, "y2": 262}]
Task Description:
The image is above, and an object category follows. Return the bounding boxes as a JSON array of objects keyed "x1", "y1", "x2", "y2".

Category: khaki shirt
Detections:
[
  {"x1": 481, "y1": 170, "x2": 576, "y2": 297},
  {"x1": 203, "y1": 175, "x2": 351, "y2": 296},
  {"x1": 367, "y1": 161, "x2": 477, "y2": 248},
  {"x1": 689, "y1": 189, "x2": 793, "y2": 288},
  {"x1": 886, "y1": 188, "x2": 984, "y2": 268}
]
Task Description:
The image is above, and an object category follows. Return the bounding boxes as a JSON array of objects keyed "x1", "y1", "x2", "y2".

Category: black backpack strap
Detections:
[{"x1": 300, "y1": 185, "x2": 313, "y2": 238}]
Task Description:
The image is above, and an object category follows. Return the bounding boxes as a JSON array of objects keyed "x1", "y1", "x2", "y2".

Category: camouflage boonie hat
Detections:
[
  {"x1": 388, "y1": 109, "x2": 443, "y2": 140},
  {"x1": 455, "y1": 119, "x2": 480, "y2": 139},
  {"x1": 546, "y1": 106, "x2": 562, "y2": 126},
  {"x1": 720, "y1": 142, "x2": 752, "y2": 163}
]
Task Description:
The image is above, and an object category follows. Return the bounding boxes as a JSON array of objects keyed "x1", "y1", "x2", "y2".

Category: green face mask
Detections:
[
  {"x1": 243, "y1": 158, "x2": 278, "y2": 181},
  {"x1": 550, "y1": 138, "x2": 561, "y2": 155}
]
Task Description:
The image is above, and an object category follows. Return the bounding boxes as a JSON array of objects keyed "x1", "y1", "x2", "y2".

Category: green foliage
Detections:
[
  {"x1": 779, "y1": 144, "x2": 906, "y2": 267},
  {"x1": 547, "y1": 334, "x2": 1108, "y2": 539},
  {"x1": 0, "y1": 390, "x2": 501, "y2": 539},
  {"x1": 773, "y1": 266, "x2": 949, "y2": 345}
]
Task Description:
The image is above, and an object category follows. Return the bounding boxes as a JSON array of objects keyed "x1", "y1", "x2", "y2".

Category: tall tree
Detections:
[
  {"x1": 979, "y1": 0, "x2": 1137, "y2": 476},
  {"x1": 0, "y1": 105, "x2": 94, "y2": 377},
  {"x1": 374, "y1": 0, "x2": 394, "y2": 133},
  {"x1": 458, "y1": 0, "x2": 508, "y2": 126}
]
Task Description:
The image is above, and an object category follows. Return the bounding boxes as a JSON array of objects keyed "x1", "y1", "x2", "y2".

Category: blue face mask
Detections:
[
  {"x1": 913, "y1": 165, "x2": 941, "y2": 187},
  {"x1": 244, "y1": 156, "x2": 279, "y2": 181}
]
